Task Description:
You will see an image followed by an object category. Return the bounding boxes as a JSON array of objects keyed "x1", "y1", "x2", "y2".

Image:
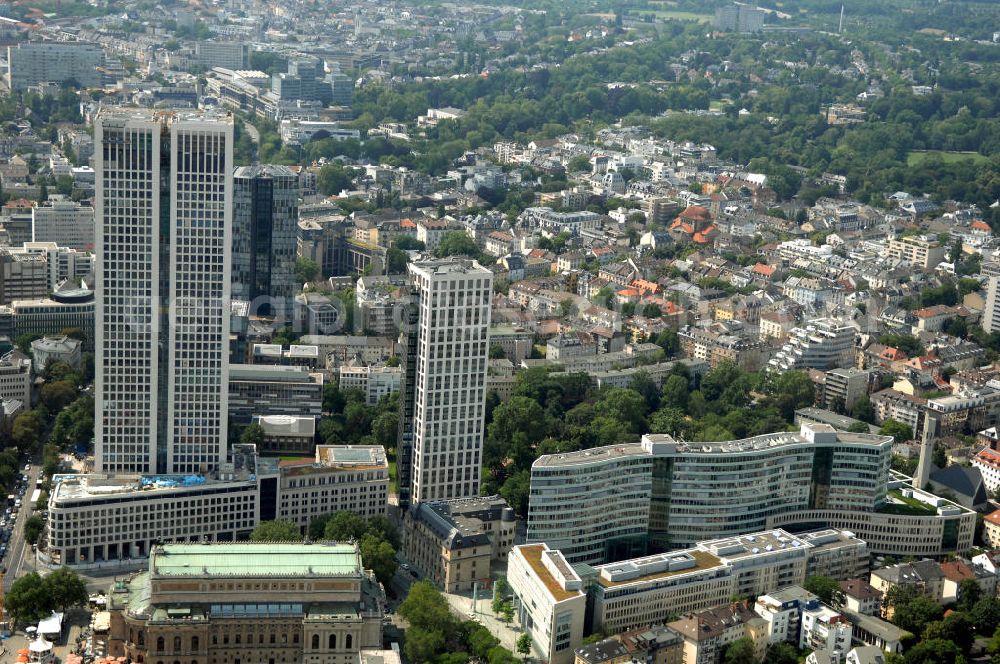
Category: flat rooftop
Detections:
[
  {"x1": 536, "y1": 426, "x2": 891, "y2": 468},
  {"x1": 51, "y1": 472, "x2": 254, "y2": 501},
  {"x1": 594, "y1": 549, "x2": 723, "y2": 588},
  {"x1": 519, "y1": 544, "x2": 583, "y2": 602},
  {"x1": 533, "y1": 443, "x2": 647, "y2": 468},
  {"x1": 700, "y1": 529, "x2": 812, "y2": 561},
  {"x1": 229, "y1": 364, "x2": 321, "y2": 382},
  {"x1": 280, "y1": 445, "x2": 387, "y2": 476},
  {"x1": 151, "y1": 542, "x2": 360, "y2": 578},
  {"x1": 316, "y1": 445, "x2": 386, "y2": 466}
]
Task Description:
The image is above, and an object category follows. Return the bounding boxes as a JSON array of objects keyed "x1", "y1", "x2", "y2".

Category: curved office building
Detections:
[{"x1": 527, "y1": 423, "x2": 972, "y2": 564}]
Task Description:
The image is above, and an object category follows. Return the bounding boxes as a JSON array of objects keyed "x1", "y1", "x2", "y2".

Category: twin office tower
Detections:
[{"x1": 93, "y1": 109, "x2": 491, "y2": 505}]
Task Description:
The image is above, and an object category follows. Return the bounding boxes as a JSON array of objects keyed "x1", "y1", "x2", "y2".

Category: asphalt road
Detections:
[{"x1": 4, "y1": 463, "x2": 41, "y2": 592}]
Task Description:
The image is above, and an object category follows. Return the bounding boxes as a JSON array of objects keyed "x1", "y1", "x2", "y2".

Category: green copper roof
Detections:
[{"x1": 151, "y1": 542, "x2": 361, "y2": 578}]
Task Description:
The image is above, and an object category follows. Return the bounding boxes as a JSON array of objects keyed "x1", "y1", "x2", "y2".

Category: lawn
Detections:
[
  {"x1": 906, "y1": 150, "x2": 989, "y2": 166},
  {"x1": 389, "y1": 457, "x2": 398, "y2": 495}
]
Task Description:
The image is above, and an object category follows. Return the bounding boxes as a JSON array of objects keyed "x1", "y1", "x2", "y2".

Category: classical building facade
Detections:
[
  {"x1": 106, "y1": 541, "x2": 384, "y2": 664},
  {"x1": 403, "y1": 495, "x2": 516, "y2": 592}
]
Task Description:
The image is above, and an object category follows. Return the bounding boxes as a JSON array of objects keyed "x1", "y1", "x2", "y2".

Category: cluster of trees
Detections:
[
  {"x1": 319, "y1": 384, "x2": 399, "y2": 450},
  {"x1": 250, "y1": 511, "x2": 399, "y2": 586},
  {"x1": 9, "y1": 333, "x2": 94, "y2": 478},
  {"x1": 483, "y1": 361, "x2": 817, "y2": 514},
  {"x1": 5, "y1": 567, "x2": 88, "y2": 626},
  {"x1": 397, "y1": 581, "x2": 521, "y2": 664},
  {"x1": 879, "y1": 580, "x2": 1000, "y2": 664},
  {"x1": 490, "y1": 578, "x2": 515, "y2": 622},
  {"x1": 717, "y1": 637, "x2": 799, "y2": 664}
]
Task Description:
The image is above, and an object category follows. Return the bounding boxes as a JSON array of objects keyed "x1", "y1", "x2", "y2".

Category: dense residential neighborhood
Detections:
[{"x1": 0, "y1": 0, "x2": 998, "y2": 663}]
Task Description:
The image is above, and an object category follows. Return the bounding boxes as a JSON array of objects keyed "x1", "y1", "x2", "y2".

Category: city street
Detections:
[{"x1": 4, "y1": 463, "x2": 41, "y2": 593}]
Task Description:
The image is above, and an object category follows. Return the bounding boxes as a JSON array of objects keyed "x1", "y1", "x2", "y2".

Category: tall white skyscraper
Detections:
[
  {"x1": 982, "y1": 265, "x2": 1000, "y2": 334},
  {"x1": 95, "y1": 109, "x2": 233, "y2": 475},
  {"x1": 398, "y1": 258, "x2": 492, "y2": 504}
]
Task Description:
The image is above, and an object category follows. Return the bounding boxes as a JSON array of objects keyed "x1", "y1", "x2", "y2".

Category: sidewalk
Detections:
[{"x1": 442, "y1": 590, "x2": 523, "y2": 653}]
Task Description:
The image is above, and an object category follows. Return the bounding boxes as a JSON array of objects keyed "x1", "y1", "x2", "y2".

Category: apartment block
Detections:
[
  {"x1": 7, "y1": 41, "x2": 103, "y2": 91},
  {"x1": 31, "y1": 198, "x2": 95, "y2": 250},
  {"x1": 0, "y1": 349, "x2": 31, "y2": 405},
  {"x1": 754, "y1": 586, "x2": 851, "y2": 656},
  {"x1": 870, "y1": 389, "x2": 926, "y2": 435},
  {"x1": 0, "y1": 249, "x2": 48, "y2": 305},
  {"x1": 769, "y1": 318, "x2": 857, "y2": 373},
  {"x1": 397, "y1": 259, "x2": 492, "y2": 505},
  {"x1": 574, "y1": 626, "x2": 683, "y2": 664},
  {"x1": 338, "y1": 364, "x2": 402, "y2": 405},
  {"x1": 666, "y1": 603, "x2": 768, "y2": 664},
  {"x1": 823, "y1": 367, "x2": 872, "y2": 414},
  {"x1": 886, "y1": 236, "x2": 946, "y2": 269}
]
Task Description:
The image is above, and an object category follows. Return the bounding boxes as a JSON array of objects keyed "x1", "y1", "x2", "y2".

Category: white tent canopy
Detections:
[
  {"x1": 28, "y1": 636, "x2": 52, "y2": 653},
  {"x1": 35, "y1": 612, "x2": 63, "y2": 636}
]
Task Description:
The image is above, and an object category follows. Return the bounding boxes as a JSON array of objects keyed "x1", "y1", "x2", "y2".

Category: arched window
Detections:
[
  {"x1": 173, "y1": 636, "x2": 181, "y2": 653},
  {"x1": 156, "y1": 637, "x2": 165, "y2": 653},
  {"x1": 311, "y1": 635, "x2": 320, "y2": 650},
  {"x1": 329, "y1": 634, "x2": 336, "y2": 650},
  {"x1": 138, "y1": 631, "x2": 145, "y2": 646},
  {"x1": 191, "y1": 636, "x2": 199, "y2": 652},
  {"x1": 345, "y1": 634, "x2": 352, "y2": 650}
]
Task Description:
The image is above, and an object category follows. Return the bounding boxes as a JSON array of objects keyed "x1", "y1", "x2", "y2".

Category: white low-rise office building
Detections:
[
  {"x1": 276, "y1": 445, "x2": 389, "y2": 531},
  {"x1": 510, "y1": 528, "x2": 867, "y2": 659},
  {"x1": 508, "y1": 544, "x2": 586, "y2": 664},
  {"x1": 47, "y1": 444, "x2": 390, "y2": 567}
]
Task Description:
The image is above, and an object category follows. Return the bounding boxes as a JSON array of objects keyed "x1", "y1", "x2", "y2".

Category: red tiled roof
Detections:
[
  {"x1": 879, "y1": 347, "x2": 906, "y2": 361},
  {"x1": 985, "y1": 510, "x2": 1000, "y2": 526},
  {"x1": 975, "y1": 448, "x2": 1000, "y2": 471},
  {"x1": 682, "y1": 205, "x2": 710, "y2": 220},
  {"x1": 939, "y1": 560, "x2": 976, "y2": 583}
]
